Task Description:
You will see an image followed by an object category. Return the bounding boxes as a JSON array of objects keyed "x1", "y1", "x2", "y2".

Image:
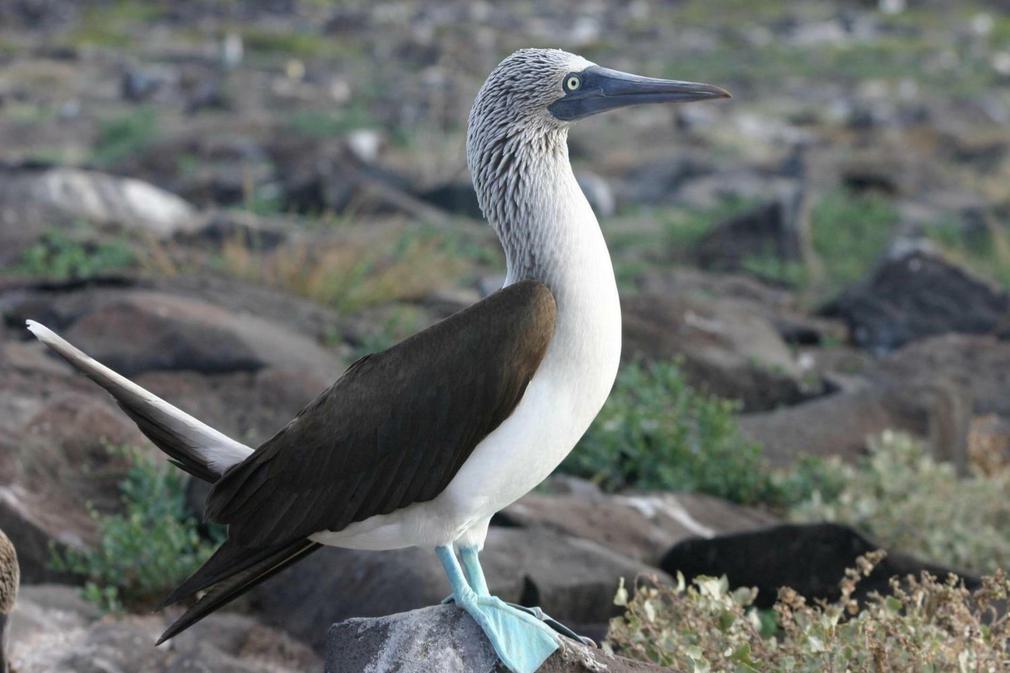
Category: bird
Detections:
[
  {"x1": 27, "y1": 48, "x2": 728, "y2": 673},
  {"x1": 0, "y1": 529, "x2": 18, "y2": 673}
]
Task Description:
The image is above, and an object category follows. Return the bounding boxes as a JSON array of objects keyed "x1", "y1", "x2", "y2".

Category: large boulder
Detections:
[
  {"x1": 822, "y1": 248, "x2": 1010, "y2": 354},
  {"x1": 623, "y1": 292, "x2": 821, "y2": 411},
  {"x1": 660, "y1": 523, "x2": 979, "y2": 609},
  {"x1": 325, "y1": 604, "x2": 667, "y2": 673},
  {"x1": 2, "y1": 287, "x2": 343, "y2": 378}
]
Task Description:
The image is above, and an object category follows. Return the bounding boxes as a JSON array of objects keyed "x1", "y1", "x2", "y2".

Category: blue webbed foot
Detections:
[{"x1": 437, "y1": 545, "x2": 559, "y2": 673}]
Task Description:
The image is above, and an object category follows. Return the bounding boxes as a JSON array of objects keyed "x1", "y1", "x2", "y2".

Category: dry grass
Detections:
[{"x1": 219, "y1": 226, "x2": 468, "y2": 313}]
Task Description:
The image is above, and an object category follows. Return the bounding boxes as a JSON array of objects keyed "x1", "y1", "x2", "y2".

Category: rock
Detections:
[
  {"x1": 251, "y1": 527, "x2": 661, "y2": 653},
  {"x1": 4, "y1": 287, "x2": 343, "y2": 377},
  {"x1": 0, "y1": 166, "x2": 199, "y2": 240},
  {"x1": 660, "y1": 523, "x2": 978, "y2": 609},
  {"x1": 11, "y1": 585, "x2": 319, "y2": 673},
  {"x1": 325, "y1": 604, "x2": 666, "y2": 673},
  {"x1": 623, "y1": 292, "x2": 821, "y2": 411},
  {"x1": 497, "y1": 488, "x2": 778, "y2": 566},
  {"x1": 822, "y1": 248, "x2": 1010, "y2": 354},
  {"x1": 692, "y1": 197, "x2": 809, "y2": 278},
  {"x1": 738, "y1": 377, "x2": 971, "y2": 466}
]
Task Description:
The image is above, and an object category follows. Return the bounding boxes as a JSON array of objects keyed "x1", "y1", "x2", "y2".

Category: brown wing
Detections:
[{"x1": 206, "y1": 279, "x2": 557, "y2": 548}]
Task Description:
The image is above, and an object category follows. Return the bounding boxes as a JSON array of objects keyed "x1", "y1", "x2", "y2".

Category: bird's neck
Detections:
[{"x1": 469, "y1": 126, "x2": 616, "y2": 306}]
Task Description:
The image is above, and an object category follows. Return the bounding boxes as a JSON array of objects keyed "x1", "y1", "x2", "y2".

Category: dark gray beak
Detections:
[{"x1": 548, "y1": 65, "x2": 731, "y2": 121}]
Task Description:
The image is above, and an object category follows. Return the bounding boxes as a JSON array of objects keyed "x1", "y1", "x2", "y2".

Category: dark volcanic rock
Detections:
[
  {"x1": 692, "y1": 200, "x2": 806, "y2": 275},
  {"x1": 325, "y1": 604, "x2": 667, "y2": 673},
  {"x1": 823, "y1": 249, "x2": 1010, "y2": 354},
  {"x1": 660, "y1": 523, "x2": 978, "y2": 609}
]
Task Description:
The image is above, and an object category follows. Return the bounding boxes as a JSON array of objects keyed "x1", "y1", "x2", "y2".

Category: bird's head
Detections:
[{"x1": 469, "y1": 48, "x2": 730, "y2": 135}]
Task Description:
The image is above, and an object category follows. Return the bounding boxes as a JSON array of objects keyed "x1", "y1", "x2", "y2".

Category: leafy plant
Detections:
[
  {"x1": 561, "y1": 359, "x2": 781, "y2": 505},
  {"x1": 791, "y1": 431, "x2": 1010, "y2": 575},
  {"x1": 13, "y1": 230, "x2": 135, "y2": 279},
  {"x1": 92, "y1": 107, "x2": 160, "y2": 166},
  {"x1": 607, "y1": 552, "x2": 1010, "y2": 672},
  {"x1": 50, "y1": 447, "x2": 223, "y2": 611},
  {"x1": 810, "y1": 189, "x2": 898, "y2": 296}
]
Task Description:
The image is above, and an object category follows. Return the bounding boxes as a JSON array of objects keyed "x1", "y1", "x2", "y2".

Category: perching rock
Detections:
[
  {"x1": 822, "y1": 248, "x2": 1010, "y2": 354},
  {"x1": 325, "y1": 604, "x2": 667, "y2": 673}
]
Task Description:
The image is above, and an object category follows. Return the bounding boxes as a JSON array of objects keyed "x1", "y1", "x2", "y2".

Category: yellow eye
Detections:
[{"x1": 564, "y1": 75, "x2": 582, "y2": 92}]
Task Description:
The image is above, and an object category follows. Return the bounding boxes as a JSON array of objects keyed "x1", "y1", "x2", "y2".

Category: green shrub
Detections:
[
  {"x1": 92, "y1": 107, "x2": 160, "y2": 166},
  {"x1": 790, "y1": 431, "x2": 1010, "y2": 575},
  {"x1": 810, "y1": 189, "x2": 898, "y2": 295},
  {"x1": 13, "y1": 230, "x2": 135, "y2": 279},
  {"x1": 561, "y1": 359, "x2": 780, "y2": 505},
  {"x1": 607, "y1": 552, "x2": 1010, "y2": 673},
  {"x1": 50, "y1": 447, "x2": 223, "y2": 611}
]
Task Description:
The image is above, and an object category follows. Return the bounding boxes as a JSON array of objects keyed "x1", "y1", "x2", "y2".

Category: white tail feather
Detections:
[{"x1": 26, "y1": 319, "x2": 252, "y2": 477}]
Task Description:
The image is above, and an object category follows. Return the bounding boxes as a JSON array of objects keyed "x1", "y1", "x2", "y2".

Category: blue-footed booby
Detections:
[{"x1": 27, "y1": 49, "x2": 728, "y2": 673}]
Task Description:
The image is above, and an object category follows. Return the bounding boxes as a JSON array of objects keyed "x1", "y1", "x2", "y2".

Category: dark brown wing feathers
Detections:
[{"x1": 208, "y1": 279, "x2": 556, "y2": 548}]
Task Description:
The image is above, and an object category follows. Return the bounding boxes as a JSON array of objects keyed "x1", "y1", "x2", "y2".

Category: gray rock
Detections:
[
  {"x1": 4, "y1": 287, "x2": 343, "y2": 378},
  {"x1": 11, "y1": 585, "x2": 319, "y2": 673},
  {"x1": 325, "y1": 604, "x2": 667, "y2": 673},
  {"x1": 498, "y1": 490, "x2": 778, "y2": 566},
  {"x1": 623, "y1": 292, "x2": 822, "y2": 412}
]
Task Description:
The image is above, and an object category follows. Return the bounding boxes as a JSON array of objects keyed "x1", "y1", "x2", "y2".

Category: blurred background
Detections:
[{"x1": 2, "y1": 0, "x2": 1010, "y2": 670}]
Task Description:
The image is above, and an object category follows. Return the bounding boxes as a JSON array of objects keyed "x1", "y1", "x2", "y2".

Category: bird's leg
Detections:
[
  {"x1": 457, "y1": 546, "x2": 597, "y2": 648},
  {"x1": 436, "y1": 545, "x2": 558, "y2": 673},
  {"x1": 458, "y1": 545, "x2": 490, "y2": 596}
]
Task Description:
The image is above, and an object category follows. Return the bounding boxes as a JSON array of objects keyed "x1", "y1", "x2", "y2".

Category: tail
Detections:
[
  {"x1": 26, "y1": 320, "x2": 253, "y2": 481},
  {"x1": 27, "y1": 320, "x2": 322, "y2": 643},
  {"x1": 156, "y1": 537, "x2": 322, "y2": 644}
]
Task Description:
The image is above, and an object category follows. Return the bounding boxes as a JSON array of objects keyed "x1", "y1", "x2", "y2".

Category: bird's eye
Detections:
[{"x1": 564, "y1": 75, "x2": 582, "y2": 92}]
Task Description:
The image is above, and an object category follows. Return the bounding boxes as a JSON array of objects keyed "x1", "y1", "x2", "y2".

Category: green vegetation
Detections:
[
  {"x1": 286, "y1": 106, "x2": 377, "y2": 138},
  {"x1": 50, "y1": 447, "x2": 223, "y2": 612},
  {"x1": 91, "y1": 107, "x2": 160, "y2": 167},
  {"x1": 791, "y1": 432, "x2": 1010, "y2": 575},
  {"x1": 562, "y1": 360, "x2": 781, "y2": 505},
  {"x1": 607, "y1": 552, "x2": 1010, "y2": 672},
  {"x1": 809, "y1": 189, "x2": 898, "y2": 295},
  {"x1": 923, "y1": 216, "x2": 1010, "y2": 287},
  {"x1": 12, "y1": 230, "x2": 135, "y2": 279}
]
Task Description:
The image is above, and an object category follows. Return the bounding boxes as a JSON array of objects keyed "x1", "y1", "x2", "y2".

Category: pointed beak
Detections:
[{"x1": 548, "y1": 65, "x2": 731, "y2": 121}]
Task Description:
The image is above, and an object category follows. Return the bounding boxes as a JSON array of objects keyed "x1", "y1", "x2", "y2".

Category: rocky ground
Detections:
[{"x1": 1, "y1": 0, "x2": 1010, "y2": 670}]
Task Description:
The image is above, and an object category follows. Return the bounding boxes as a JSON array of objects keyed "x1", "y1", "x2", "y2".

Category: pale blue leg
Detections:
[
  {"x1": 459, "y1": 546, "x2": 596, "y2": 648},
  {"x1": 436, "y1": 545, "x2": 558, "y2": 673}
]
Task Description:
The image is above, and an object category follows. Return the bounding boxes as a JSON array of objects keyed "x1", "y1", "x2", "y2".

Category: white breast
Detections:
[{"x1": 311, "y1": 134, "x2": 622, "y2": 551}]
